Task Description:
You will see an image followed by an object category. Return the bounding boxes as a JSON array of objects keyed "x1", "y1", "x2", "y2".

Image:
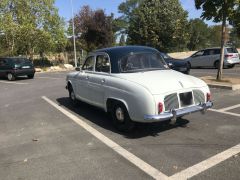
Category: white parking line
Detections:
[
  {"x1": 42, "y1": 96, "x2": 169, "y2": 180},
  {"x1": 218, "y1": 104, "x2": 240, "y2": 112},
  {"x1": 0, "y1": 80, "x2": 28, "y2": 85},
  {"x1": 170, "y1": 144, "x2": 240, "y2": 180},
  {"x1": 209, "y1": 108, "x2": 240, "y2": 117}
]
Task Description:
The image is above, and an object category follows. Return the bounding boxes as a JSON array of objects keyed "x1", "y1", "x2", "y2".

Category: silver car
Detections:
[{"x1": 185, "y1": 47, "x2": 240, "y2": 68}]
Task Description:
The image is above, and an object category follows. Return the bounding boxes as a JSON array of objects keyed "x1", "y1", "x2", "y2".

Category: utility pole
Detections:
[{"x1": 70, "y1": 0, "x2": 77, "y2": 67}]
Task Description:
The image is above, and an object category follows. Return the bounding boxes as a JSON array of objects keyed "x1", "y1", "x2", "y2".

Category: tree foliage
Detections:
[
  {"x1": 70, "y1": 6, "x2": 114, "y2": 52},
  {"x1": 0, "y1": 0, "x2": 66, "y2": 56},
  {"x1": 188, "y1": 19, "x2": 210, "y2": 50},
  {"x1": 208, "y1": 25, "x2": 222, "y2": 47},
  {"x1": 126, "y1": 0, "x2": 189, "y2": 52}
]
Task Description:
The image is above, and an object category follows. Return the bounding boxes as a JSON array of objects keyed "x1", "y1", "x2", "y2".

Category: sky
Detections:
[{"x1": 55, "y1": 0, "x2": 208, "y2": 23}]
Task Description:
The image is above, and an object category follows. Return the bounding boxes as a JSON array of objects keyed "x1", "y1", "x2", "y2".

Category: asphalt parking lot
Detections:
[
  {"x1": 0, "y1": 69, "x2": 239, "y2": 180},
  {"x1": 190, "y1": 64, "x2": 240, "y2": 78}
]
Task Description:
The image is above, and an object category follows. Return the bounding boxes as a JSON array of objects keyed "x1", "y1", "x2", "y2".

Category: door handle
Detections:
[
  {"x1": 86, "y1": 76, "x2": 89, "y2": 80},
  {"x1": 101, "y1": 79, "x2": 105, "y2": 83}
]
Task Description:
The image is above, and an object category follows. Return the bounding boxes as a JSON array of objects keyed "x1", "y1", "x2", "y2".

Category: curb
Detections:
[{"x1": 207, "y1": 83, "x2": 240, "y2": 91}]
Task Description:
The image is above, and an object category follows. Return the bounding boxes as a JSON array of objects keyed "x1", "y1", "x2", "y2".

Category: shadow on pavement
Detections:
[
  {"x1": 56, "y1": 97, "x2": 189, "y2": 139},
  {"x1": 0, "y1": 76, "x2": 32, "y2": 81}
]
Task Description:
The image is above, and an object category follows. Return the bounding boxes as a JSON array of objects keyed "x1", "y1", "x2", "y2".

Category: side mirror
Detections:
[{"x1": 75, "y1": 67, "x2": 81, "y2": 71}]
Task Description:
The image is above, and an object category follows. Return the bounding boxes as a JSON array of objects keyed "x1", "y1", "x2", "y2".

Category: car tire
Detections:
[
  {"x1": 185, "y1": 69, "x2": 190, "y2": 74},
  {"x1": 111, "y1": 103, "x2": 135, "y2": 132},
  {"x1": 27, "y1": 74, "x2": 34, "y2": 79},
  {"x1": 7, "y1": 73, "x2": 15, "y2": 81},
  {"x1": 214, "y1": 61, "x2": 219, "y2": 69},
  {"x1": 68, "y1": 85, "x2": 78, "y2": 106}
]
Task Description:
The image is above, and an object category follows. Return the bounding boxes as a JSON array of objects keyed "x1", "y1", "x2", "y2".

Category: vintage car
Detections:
[{"x1": 66, "y1": 46, "x2": 213, "y2": 131}]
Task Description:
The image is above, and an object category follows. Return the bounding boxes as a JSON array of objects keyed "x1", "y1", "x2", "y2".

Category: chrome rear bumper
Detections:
[{"x1": 144, "y1": 101, "x2": 213, "y2": 122}]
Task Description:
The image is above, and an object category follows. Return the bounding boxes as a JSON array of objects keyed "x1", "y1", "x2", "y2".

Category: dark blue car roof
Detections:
[{"x1": 94, "y1": 46, "x2": 159, "y2": 73}]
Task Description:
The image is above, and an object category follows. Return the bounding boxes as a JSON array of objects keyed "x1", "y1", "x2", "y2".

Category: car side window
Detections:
[
  {"x1": 214, "y1": 49, "x2": 221, "y2": 54},
  {"x1": 82, "y1": 56, "x2": 95, "y2": 71},
  {"x1": 203, "y1": 50, "x2": 210, "y2": 56},
  {"x1": 193, "y1": 50, "x2": 204, "y2": 57},
  {"x1": 95, "y1": 55, "x2": 110, "y2": 73}
]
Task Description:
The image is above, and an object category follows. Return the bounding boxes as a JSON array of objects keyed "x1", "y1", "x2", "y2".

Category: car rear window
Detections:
[
  {"x1": 120, "y1": 52, "x2": 167, "y2": 72},
  {"x1": 226, "y1": 48, "x2": 238, "y2": 53}
]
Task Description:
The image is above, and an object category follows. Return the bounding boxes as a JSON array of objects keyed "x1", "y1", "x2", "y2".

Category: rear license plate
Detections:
[{"x1": 179, "y1": 92, "x2": 193, "y2": 107}]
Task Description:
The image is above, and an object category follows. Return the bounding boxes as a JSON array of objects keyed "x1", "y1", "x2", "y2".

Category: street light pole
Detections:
[{"x1": 70, "y1": 0, "x2": 77, "y2": 67}]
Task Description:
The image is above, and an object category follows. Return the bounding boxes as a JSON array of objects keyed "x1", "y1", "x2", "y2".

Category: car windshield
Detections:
[
  {"x1": 160, "y1": 53, "x2": 171, "y2": 59},
  {"x1": 120, "y1": 52, "x2": 168, "y2": 73},
  {"x1": 226, "y1": 48, "x2": 238, "y2": 53}
]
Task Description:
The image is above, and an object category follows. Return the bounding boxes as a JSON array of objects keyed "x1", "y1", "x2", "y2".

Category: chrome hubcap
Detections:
[
  {"x1": 8, "y1": 73, "x2": 12, "y2": 80},
  {"x1": 115, "y1": 107, "x2": 124, "y2": 122}
]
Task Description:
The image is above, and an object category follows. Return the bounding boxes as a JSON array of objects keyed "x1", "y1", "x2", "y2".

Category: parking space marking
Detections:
[
  {"x1": 209, "y1": 108, "x2": 240, "y2": 117},
  {"x1": 218, "y1": 104, "x2": 240, "y2": 112},
  {"x1": 42, "y1": 96, "x2": 169, "y2": 180},
  {"x1": 36, "y1": 77, "x2": 62, "y2": 80},
  {"x1": 0, "y1": 81, "x2": 28, "y2": 85},
  {"x1": 170, "y1": 144, "x2": 240, "y2": 180}
]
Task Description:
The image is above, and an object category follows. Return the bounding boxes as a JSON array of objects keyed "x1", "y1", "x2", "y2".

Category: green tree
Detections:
[
  {"x1": 208, "y1": 25, "x2": 222, "y2": 47},
  {"x1": 127, "y1": 0, "x2": 189, "y2": 52},
  {"x1": 71, "y1": 6, "x2": 114, "y2": 52},
  {"x1": 229, "y1": 26, "x2": 240, "y2": 47},
  {"x1": 195, "y1": 0, "x2": 240, "y2": 80},
  {"x1": 0, "y1": 0, "x2": 66, "y2": 57},
  {"x1": 188, "y1": 19, "x2": 210, "y2": 50},
  {"x1": 117, "y1": 0, "x2": 143, "y2": 34}
]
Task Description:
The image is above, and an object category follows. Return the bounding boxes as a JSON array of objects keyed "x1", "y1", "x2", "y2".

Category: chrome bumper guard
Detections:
[{"x1": 144, "y1": 101, "x2": 213, "y2": 122}]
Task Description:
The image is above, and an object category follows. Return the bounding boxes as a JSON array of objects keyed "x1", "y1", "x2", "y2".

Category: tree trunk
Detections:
[{"x1": 217, "y1": 6, "x2": 227, "y2": 80}]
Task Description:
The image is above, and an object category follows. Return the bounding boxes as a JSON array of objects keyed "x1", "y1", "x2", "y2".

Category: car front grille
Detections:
[
  {"x1": 193, "y1": 90, "x2": 205, "y2": 104},
  {"x1": 164, "y1": 93, "x2": 179, "y2": 111}
]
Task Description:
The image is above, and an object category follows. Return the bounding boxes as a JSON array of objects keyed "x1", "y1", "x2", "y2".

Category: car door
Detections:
[
  {"x1": 75, "y1": 56, "x2": 95, "y2": 102},
  {"x1": 87, "y1": 53, "x2": 111, "y2": 108},
  {"x1": 189, "y1": 50, "x2": 204, "y2": 67},
  {"x1": 200, "y1": 49, "x2": 218, "y2": 67}
]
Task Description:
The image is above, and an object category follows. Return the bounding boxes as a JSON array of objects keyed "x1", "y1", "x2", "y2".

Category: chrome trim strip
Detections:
[{"x1": 144, "y1": 101, "x2": 213, "y2": 122}]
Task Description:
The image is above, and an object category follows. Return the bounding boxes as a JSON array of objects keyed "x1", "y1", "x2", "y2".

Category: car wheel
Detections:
[
  {"x1": 214, "y1": 61, "x2": 219, "y2": 69},
  {"x1": 112, "y1": 103, "x2": 135, "y2": 132},
  {"x1": 68, "y1": 85, "x2": 78, "y2": 106},
  {"x1": 7, "y1": 73, "x2": 15, "y2": 81},
  {"x1": 185, "y1": 69, "x2": 190, "y2": 74},
  {"x1": 27, "y1": 74, "x2": 34, "y2": 79}
]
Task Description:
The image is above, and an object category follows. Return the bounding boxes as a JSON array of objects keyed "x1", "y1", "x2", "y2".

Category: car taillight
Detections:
[
  {"x1": 207, "y1": 93, "x2": 211, "y2": 102},
  {"x1": 225, "y1": 54, "x2": 233, "y2": 58},
  {"x1": 158, "y1": 102, "x2": 163, "y2": 114}
]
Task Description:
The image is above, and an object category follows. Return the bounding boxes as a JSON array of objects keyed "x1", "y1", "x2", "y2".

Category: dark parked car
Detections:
[
  {"x1": 0, "y1": 57, "x2": 35, "y2": 81},
  {"x1": 160, "y1": 52, "x2": 190, "y2": 74}
]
